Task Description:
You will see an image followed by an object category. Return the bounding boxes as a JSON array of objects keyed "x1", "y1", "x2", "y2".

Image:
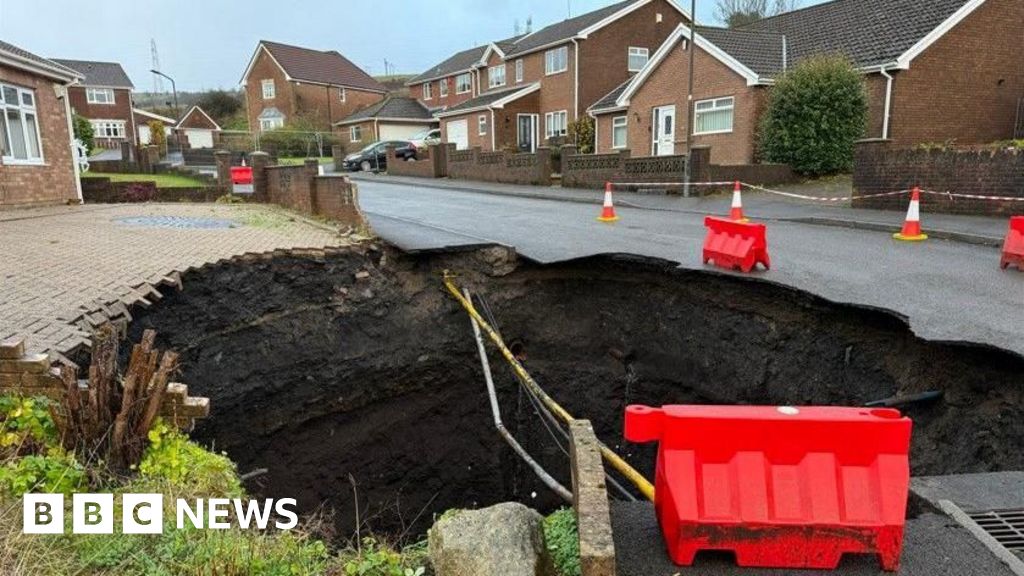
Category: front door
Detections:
[
  {"x1": 518, "y1": 114, "x2": 538, "y2": 152},
  {"x1": 652, "y1": 105, "x2": 676, "y2": 156}
]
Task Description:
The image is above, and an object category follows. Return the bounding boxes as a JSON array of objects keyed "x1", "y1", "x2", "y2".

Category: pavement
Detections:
[
  {"x1": 350, "y1": 174, "x2": 1024, "y2": 358},
  {"x1": 0, "y1": 203, "x2": 346, "y2": 356}
]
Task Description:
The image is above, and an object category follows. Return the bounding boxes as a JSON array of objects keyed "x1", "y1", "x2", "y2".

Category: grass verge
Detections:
[{"x1": 81, "y1": 172, "x2": 207, "y2": 188}]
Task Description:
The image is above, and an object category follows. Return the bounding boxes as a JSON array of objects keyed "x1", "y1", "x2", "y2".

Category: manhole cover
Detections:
[
  {"x1": 969, "y1": 509, "x2": 1024, "y2": 551},
  {"x1": 116, "y1": 216, "x2": 238, "y2": 230}
]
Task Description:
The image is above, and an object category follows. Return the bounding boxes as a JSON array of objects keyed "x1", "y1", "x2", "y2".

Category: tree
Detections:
[
  {"x1": 758, "y1": 55, "x2": 868, "y2": 176},
  {"x1": 147, "y1": 120, "x2": 167, "y2": 150},
  {"x1": 568, "y1": 116, "x2": 595, "y2": 154},
  {"x1": 195, "y1": 90, "x2": 242, "y2": 124},
  {"x1": 72, "y1": 113, "x2": 94, "y2": 154},
  {"x1": 716, "y1": 0, "x2": 800, "y2": 27}
]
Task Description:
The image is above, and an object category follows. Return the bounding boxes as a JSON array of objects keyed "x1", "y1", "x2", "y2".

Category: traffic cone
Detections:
[
  {"x1": 893, "y1": 187, "x2": 928, "y2": 241},
  {"x1": 598, "y1": 183, "x2": 620, "y2": 223},
  {"x1": 729, "y1": 181, "x2": 749, "y2": 223}
]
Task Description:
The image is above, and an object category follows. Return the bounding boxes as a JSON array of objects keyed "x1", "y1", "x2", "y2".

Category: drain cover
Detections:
[
  {"x1": 969, "y1": 509, "x2": 1024, "y2": 551},
  {"x1": 116, "y1": 216, "x2": 237, "y2": 230}
]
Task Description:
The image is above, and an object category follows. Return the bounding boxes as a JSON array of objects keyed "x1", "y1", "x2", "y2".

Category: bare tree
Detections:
[{"x1": 716, "y1": 0, "x2": 800, "y2": 27}]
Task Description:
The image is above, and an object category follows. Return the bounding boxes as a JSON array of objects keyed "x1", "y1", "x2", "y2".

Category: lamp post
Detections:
[
  {"x1": 150, "y1": 69, "x2": 178, "y2": 118},
  {"x1": 683, "y1": 0, "x2": 697, "y2": 197}
]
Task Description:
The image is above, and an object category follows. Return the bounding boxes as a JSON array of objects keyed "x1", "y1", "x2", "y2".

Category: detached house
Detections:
[
  {"x1": 334, "y1": 96, "x2": 436, "y2": 148},
  {"x1": 0, "y1": 40, "x2": 83, "y2": 208},
  {"x1": 590, "y1": 0, "x2": 1024, "y2": 162},
  {"x1": 406, "y1": 35, "x2": 523, "y2": 112},
  {"x1": 52, "y1": 59, "x2": 136, "y2": 149},
  {"x1": 418, "y1": 0, "x2": 690, "y2": 152},
  {"x1": 241, "y1": 40, "x2": 387, "y2": 132}
]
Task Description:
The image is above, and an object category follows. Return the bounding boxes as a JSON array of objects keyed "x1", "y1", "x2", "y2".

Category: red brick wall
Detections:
[
  {"x1": 178, "y1": 108, "x2": 218, "y2": 129},
  {"x1": 0, "y1": 65, "x2": 79, "y2": 208},
  {"x1": 245, "y1": 49, "x2": 293, "y2": 132},
  {"x1": 66, "y1": 85, "x2": 135, "y2": 146},
  {"x1": 886, "y1": 0, "x2": 1024, "y2": 145},
  {"x1": 338, "y1": 119, "x2": 377, "y2": 148},
  {"x1": 490, "y1": 91, "x2": 540, "y2": 151},
  {"x1": 410, "y1": 69, "x2": 479, "y2": 109},
  {"x1": 441, "y1": 111, "x2": 491, "y2": 151}
]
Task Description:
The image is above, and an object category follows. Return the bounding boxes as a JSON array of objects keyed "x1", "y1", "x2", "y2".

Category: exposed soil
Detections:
[{"x1": 123, "y1": 244, "x2": 1024, "y2": 540}]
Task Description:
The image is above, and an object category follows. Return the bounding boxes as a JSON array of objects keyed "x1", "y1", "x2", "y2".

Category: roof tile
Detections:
[
  {"x1": 51, "y1": 59, "x2": 133, "y2": 88},
  {"x1": 259, "y1": 40, "x2": 385, "y2": 93}
]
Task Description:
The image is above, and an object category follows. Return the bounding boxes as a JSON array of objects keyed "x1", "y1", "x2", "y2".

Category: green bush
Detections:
[
  {"x1": 148, "y1": 119, "x2": 167, "y2": 150},
  {"x1": 759, "y1": 55, "x2": 868, "y2": 176},
  {"x1": 136, "y1": 420, "x2": 241, "y2": 496},
  {"x1": 72, "y1": 113, "x2": 94, "y2": 154},
  {"x1": 544, "y1": 508, "x2": 581, "y2": 576},
  {"x1": 567, "y1": 117, "x2": 595, "y2": 154}
]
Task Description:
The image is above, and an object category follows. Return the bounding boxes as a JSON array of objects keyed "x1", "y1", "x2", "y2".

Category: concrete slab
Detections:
[{"x1": 913, "y1": 472, "x2": 1024, "y2": 512}]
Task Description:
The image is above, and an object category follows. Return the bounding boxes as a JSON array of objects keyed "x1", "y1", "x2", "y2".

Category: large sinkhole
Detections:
[{"x1": 122, "y1": 244, "x2": 1024, "y2": 539}]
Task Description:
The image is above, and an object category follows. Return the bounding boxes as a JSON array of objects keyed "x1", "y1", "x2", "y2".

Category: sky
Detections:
[{"x1": 1, "y1": 0, "x2": 828, "y2": 92}]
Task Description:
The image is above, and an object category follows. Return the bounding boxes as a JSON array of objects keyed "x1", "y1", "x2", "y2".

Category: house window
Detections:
[
  {"x1": 545, "y1": 110, "x2": 568, "y2": 139},
  {"x1": 91, "y1": 120, "x2": 126, "y2": 139},
  {"x1": 611, "y1": 116, "x2": 628, "y2": 149},
  {"x1": 339, "y1": 88, "x2": 347, "y2": 103},
  {"x1": 423, "y1": 82, "x2": 432, "y2": 100},
  {"x1": 478, "y1": 114, "x2": 488, "y2": 136},
  {"x1": 694, "y1": 97, "x2": 735, "y2": 135},
  {"x1": 350, "y1": 125, "x2": 362, "y2": 142},
  {"x1": 259, "y1": 117, "x2": 284, "y2": 131},
  {"x1": 85, "y1": 87, "x2": 115, "y2": 104},
  {"x1": 628, "y1": 47, "x2": 650, "y2": 72},
  {"x1": 456, "y1": 73, "x2": 472, "y2": 94},
  {"x1": 545, "y1": 46, "x2": 568, "y2": 75},
  {"x1": 439, "y1": 79, "x2": 449, "y2": 97},
  {"x1": 488, "y1": 65, "x2": 506, "y2": 89},
  {"x1": 0, "y1": 83, "x2": 43, "y2": 163},
  {"x1": 261, "y1": 79, "x2": 275, "y2": 99},
  {"x1": 515, "y1": 60, "x2": 524, "y2": 83}
]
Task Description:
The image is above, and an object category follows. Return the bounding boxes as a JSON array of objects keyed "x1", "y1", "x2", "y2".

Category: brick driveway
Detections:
[{"x1": 1, "y1": 203, "x2": 347, "y2": 357}]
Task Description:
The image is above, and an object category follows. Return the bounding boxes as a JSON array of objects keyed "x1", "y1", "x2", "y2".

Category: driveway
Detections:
[{"x1": 0, "y1": 203, "x2": 346, "y2": 357}]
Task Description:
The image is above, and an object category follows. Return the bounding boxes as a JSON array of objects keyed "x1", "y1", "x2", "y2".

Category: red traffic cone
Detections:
[
  {"x1": 729, "y1": 181, "x2": 749, "y2": 223},
  {"x1": 598, "y1": 183, "x2": 620, "y2": 223},
  {"x1": 894, "y1": 187, "x2": 928, "y2": 241}
]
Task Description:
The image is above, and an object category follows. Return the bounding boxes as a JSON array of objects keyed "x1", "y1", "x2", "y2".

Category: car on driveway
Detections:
[
  {"x1": 342, "y1": 141, "x2": 417, "y2": 172},
  {"x1": 409, "y1": 128, "x2": 441, "y2": 149}
]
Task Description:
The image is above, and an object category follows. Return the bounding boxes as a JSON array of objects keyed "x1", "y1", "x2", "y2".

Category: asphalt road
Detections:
[{"x1": 357, "y1": 179, "x2": 1024, "y2": 358}]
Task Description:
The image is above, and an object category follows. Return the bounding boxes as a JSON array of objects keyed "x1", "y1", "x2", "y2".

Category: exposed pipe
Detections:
[
  {"x1": 879, "y1": 67, "x2": 894, "y2": 140},
  {"x1": 444, "y1": 273, "x2": 656, "y2": 501},
  {"x1": 464, "y1": 288, "x2": 573, "y2": 503}
]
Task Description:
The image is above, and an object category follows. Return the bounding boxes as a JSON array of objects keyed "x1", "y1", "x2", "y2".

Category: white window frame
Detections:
[
  {"x1": 455, "y1": 73, "x2": 472, "y2": 94},
  {"x1": 478, "y1": 114, "x2": 488, "y2": 136},
  {"x1": 339, "y1": 87, "x2": 347, "y2": 103},
  {"x1": 545, "y1": 46, "x2": 569, "y2": 75},
  {"x1": 350, "y1": 125, "x2": 362, "y2": 142},
  {"x1": 544, "y1": 110, "x2": 568, "y2": 139},
  {"x1": 0, "y1": 82, "x2": 44, "y2": 164},
  {"x1": 261, "y1": 79, "x2": 275, "y2": 100},
  {"x1": 439, "y1": 78, "x2": 449, "y2": 97},
  {"x1": 611, "y1": 116, "x2": 628, "y2": 149},
  {"x1": 693, "y1": 96, "x2": 735, "y2": 136},
  {"x1": 422, "y1": 82, "x2": 433, "y2": 100},
  {"x1": 91, "y1": 120, "x2": 127, "y2": 139},
  {"x1": 515, "y1": 59, "x2": 524, "y2": 83},
  {"x1": 628, "y1": 47, "x2": 650, "y2": 72},
  {"x1": 259, "y1": 117, "x2": 284, "y2": 131},
  {"x1": 488, "y1": 64, "x2": 506, "y2": 89},
  {"x1": 85, "y1": 87, "x2": 115, "y2": 105}
]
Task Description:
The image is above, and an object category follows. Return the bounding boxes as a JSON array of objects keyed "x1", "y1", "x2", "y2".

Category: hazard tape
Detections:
[
  {"x1": 741, "y1": 183, "x2": 910, "y2": 202},
  {"x1": 609, "y1": 181, "x2": 736, "y2": 188},
  {"x1": 919, "y1": 189, "x2": 1024, "y2": 202}
]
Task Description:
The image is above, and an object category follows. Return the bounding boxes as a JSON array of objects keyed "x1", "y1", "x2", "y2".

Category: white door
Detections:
[
  {"x1": 185, "y1": 129, "x2": 214, "y2": 149},
  {"x1": 138, "y1": 124, "x2": 151, "y2": 145},
  {"x1": 447, "y1": 119, "x2": 469, "y2": 150},
  {"x1": 652, "y1": 105, "x2": 676, "y2": 156}
]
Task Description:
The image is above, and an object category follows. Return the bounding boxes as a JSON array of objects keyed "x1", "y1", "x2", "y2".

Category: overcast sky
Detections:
[{"x1": 3, "y1": 0, "x2": 827, "y2": 92}]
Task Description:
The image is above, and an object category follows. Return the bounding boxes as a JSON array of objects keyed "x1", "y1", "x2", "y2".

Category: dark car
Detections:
[{"x1": 342, "y1": 140, "x2": 416, "y2": 172}]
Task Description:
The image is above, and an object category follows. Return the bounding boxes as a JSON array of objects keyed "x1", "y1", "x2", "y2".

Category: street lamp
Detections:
[{"x1": 150, "y1": 69, "x2": 178, "y2": 118}]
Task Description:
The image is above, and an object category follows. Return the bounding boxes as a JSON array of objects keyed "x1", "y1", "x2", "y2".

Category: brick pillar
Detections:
[
  {"x1": 120, "y1": 141, "x2": 133, "y2": 165},
  {"x1": 332, "y1": 145, "x2": 346, "y2": 172},
  {"x1": 534, "y1": 147, "x2": 554, "y2": 186},
  {"x1": 250, "y1": 151, "x2": 272, "y2": 202},
  {"x1": 385, "y1": 145, "x2": 397, "y2": 171},
  {"x1": 143, "y1": 146, "x2": 159, "y2": 174},
  {"x1": 214, "y1": 150, "x2": 233, "y2": 191},
  {"x1": 689, "y1": 145, "x2": 711, "y2": 183}
]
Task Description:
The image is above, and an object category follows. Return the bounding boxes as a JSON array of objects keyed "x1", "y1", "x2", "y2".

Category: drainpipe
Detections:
[
  {"x1": 571, "y1": 39, "x2": 580, "y2": 122},
  {"x1": 879, "y1": 67, "x2": 894, "y2": 140},
  {"x1": 490, "y1": 109, "x2": 496, "y2": 151}
]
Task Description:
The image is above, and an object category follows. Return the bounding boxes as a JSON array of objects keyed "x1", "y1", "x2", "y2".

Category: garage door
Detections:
[
  {"x1": 185, "y1": 129, "x2": 214, "y2": 149},
  {"x1": 447, "y1": 120, "x2": 468, "y2": 150}
]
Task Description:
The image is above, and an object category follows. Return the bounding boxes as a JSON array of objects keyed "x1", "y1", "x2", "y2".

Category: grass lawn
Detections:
[
  {"x1": 277, "y1": 156, "x2": 333, "y2": 166},
  {"x1": 81, "y1": 172, "x2": 206, "y2": 188}
]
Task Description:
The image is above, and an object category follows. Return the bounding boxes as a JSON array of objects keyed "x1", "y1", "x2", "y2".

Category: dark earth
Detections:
[{"x1": 123, "y1": 244, "x2": 1024, "y2": 541}]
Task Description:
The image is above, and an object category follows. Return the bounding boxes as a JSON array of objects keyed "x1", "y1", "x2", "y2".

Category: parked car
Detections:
[
  {"x1": 409, "y1": 128, "x2": 441, "y2": 149},
  {"x1": 342, "y1": 141, "x2": 417, "y2": 172}
]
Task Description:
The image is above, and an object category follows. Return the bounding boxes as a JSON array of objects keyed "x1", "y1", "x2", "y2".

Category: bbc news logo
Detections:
[{"x1": 23, "y1": 494, "x2": 298, "y2": 534}]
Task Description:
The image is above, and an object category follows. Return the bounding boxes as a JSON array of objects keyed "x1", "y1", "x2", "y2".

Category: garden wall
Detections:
[
  {"x1": 853, "y1": 139, "x2": 1024, "y2": 215},
  {"x1": 385, "y1": 145, "x2": 448, "y2": 179},
  {"x1": 80, "y1": 178, "x2": 219, "y2": 203},
  {"x1": 446, "y1": 145, "x2": 554, "y2": 186},
  {"x1": 250, "y1": 155, "x2": 366, "y2": 229}
]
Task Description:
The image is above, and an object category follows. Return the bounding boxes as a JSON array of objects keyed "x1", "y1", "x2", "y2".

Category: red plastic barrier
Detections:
[
  {"x1": 702, "y1": 216, "x2": 770, "y2": 273},
  {"x1": 230, "y1": 166, "x2": 253, "y2": 185},
  {"x1": 625, "y1": 404, "x2": 912, "y2": 571},
  {"x1": 1001, "y1": 216, "x2": 1024, "y2": 271}
]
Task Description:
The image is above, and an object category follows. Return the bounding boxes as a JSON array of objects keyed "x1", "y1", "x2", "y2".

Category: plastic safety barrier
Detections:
[
  {"x1": 702, "y1": 216, "x2": 770, "y2": 273},
  {"x1": 1001, "y1": 216, "x2": 1024, "y2": 271},
  {"x1": 230, "y1": 166, "x2": 253, "y2": 185},
  {"x1": 624, "y1": 404, "x2": 912, "y2": 571}
]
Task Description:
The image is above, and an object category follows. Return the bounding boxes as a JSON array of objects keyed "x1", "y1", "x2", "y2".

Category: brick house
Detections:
[
  {"x1": 134, "y1": 108, "x2": 175, "y2": 145},
  {"x1": 0, "y1": 40, "x2": 83, "y2": 208},
  {"x1": 52, "y1": 59, "x2": 136, "y2": 149},
  {"x1": 174, "y1": 105, "x2": 220, "y2": 149},
  {"x1": 424, "y1": 0, "x2": 690, "y2": 152},
  {"x1": 334, "y1": 96, "x2": 436, "y2": 149},
  {"x1": 241, "y1": 40, "x2": 387, "y2": 132},
  {"x1": 590, "y1": 0, "x2": 1024, "y2": 163},
  {"x1": 405, "y1": 35, "x2": 523, "y2": 112}
]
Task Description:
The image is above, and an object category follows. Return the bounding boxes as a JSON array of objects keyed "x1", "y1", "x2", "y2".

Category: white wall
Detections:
[{"x1": 379, "y1": 122, "x2": 435, "y2": 141}]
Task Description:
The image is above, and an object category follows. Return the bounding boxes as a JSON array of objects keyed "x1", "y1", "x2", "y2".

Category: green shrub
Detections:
[
  {"x1": 72, "y1": 113, "x2": 94, "y2": 154},
  {"x1": 148, "y1": 119, "x2": 167, "y2": 150},
  {"x1": 136, "y1": 420, "x2": 241, "y2": 496},
  {"x1": 567, "y1": 117, "x2": 595, "y2": 154},
  {"x1": 0, "y1": 395, "x2": 58, "y2": 449},
  {"x1": 259, "y1": 128, "x2": 342, "y2": 157},
  {"x1": 0, "y1": 448, "x2": 86, "y2": 497},
  {"x1": 340, "y1": 537, "x2": 427, "y2": 576},
  {"x1": 759, "y1": 55, "x2": 868, "y2": 176},
  {"x1": 544, "y1": 508, "x2": 580, "y2": 576}
]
